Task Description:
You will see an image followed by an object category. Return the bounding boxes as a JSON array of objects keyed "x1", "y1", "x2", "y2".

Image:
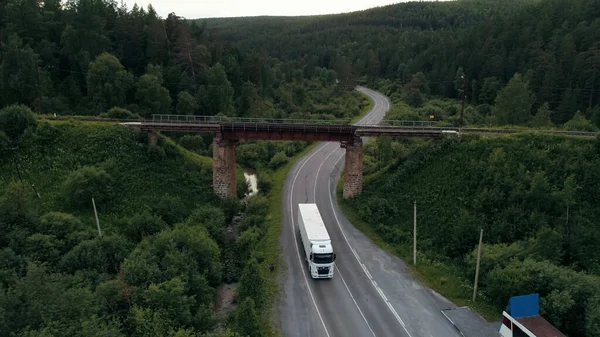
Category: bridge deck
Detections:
[
  {"x1": 44, "y1": 115, "x2": 599, "y2": 139},
  {"x1": 137, "y1": 122, "x2": 221, "y2": 133},
  {"x1": 356, "y1": 126, "x2": 444, "y2": 138}
]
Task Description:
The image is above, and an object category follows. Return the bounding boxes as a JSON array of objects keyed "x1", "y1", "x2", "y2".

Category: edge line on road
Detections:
[
  {"x1": 328, "y1": 87, "x2": 415, "y2": 337},
  {"x1": 327, "y1": 152, "x2": 413, "y2": 337},
  {"x1": 289, "y1": 142, "x2": 332, "y2": 337},
  {"x1": 314, "y1": 146, "x2": 377, "y2": 337}
]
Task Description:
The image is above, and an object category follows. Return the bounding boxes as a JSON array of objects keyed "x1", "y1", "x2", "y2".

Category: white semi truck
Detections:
[{"x1": 298, "y1": 203, "x2": 336, "y2": 279}]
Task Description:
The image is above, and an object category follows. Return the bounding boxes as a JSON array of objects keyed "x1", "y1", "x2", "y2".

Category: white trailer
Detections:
[{"x1": 298, "y1": 203, "x2": 336, "y2": 279}]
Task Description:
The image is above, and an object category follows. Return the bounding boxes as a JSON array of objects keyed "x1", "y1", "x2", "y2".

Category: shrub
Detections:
[
  {"x1": 178, "y1": 135, "x2": 206, "y2": 154},
  {"x1": 236, "y1": 258, "x2": 266, "y2": 310},
  {"x1": 62, "y1": 166, "x2": 114, "y2": 209},
  {"x1": 100, "y1": 107, "x2": 138, "y2": 119},
  {"x1": 147, "y1": 144, "x2": 166, "y2": 160},
  {"x1": 120, "y1": 211, "x2": 169, "y2": 243},
  {"x1": 0, "y1": 104, "x2": 37, "y2": 141},
  {"x1": 257, "y1": 173, "x2": 272, "y2": 194},
  {"x1": 151, "y1": 193, "x2": 189, "y2": 225},
  {"x1": 268, "y1": 151, "x2": 288, "y2": 169}
]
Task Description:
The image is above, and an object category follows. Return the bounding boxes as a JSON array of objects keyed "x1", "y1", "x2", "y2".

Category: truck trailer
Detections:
[{"x1": 297, "y1": 203, "x2": 336, "y2": 279}]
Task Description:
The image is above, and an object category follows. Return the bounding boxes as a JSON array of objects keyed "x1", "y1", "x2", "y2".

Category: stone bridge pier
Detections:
[
  {"x1": 342, "y1": 137, "x2": 363, "y2": 199},
  {"x1": 210, "y1": 135, "x2": 364, "y2": 199},
  {"x1": 212, "y1": 133, "x2": 237, "y2": 198}
]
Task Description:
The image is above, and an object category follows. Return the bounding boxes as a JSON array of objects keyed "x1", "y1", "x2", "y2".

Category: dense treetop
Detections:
[
  {"x1": 2, "y1": 0, "x2": 600, "y2": 336},
  {"x1": 0, "y1": 0, "x2": 365, "y2": 119},
  {"x1": 0, "y1": 0, "x2": 369, "y2": 336}
]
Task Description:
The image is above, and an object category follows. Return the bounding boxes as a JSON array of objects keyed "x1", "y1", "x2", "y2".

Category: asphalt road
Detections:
[{"x1": 277, "y1": 86, "x2": 465, "y2": 337}]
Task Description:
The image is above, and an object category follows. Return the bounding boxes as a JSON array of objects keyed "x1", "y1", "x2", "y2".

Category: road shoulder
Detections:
[{"x1": 442, "y1": 307, "x2": 501, "y2": 337}]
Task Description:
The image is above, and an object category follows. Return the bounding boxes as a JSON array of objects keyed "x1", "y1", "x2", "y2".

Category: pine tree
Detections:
[{"x1": 492, "y1": 73, "x2": 535, "y2": 125}]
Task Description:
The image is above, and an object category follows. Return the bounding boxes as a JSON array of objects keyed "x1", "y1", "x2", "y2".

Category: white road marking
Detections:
[
  {"x1": 285, "y1": 87, "x2": 397, "y2": 337},
  {"x1": 289, "y1": 142, "x2": 332, "y2": 337},
  {"x1": 314, "y1": 146, "x2": 377, "y2": 337},
  {"x1": 327, "y1": 153, "x2": 414, "y2": 337},
  {"x1": 310, "y1": 87, "x2": 412, "y2": 336}
]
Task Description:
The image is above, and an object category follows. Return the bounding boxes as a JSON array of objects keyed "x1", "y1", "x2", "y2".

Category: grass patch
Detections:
[
  {"x1": 0, "y1": 120, "x2": 218, "y2": 229},
  {"x1": 336, "y1": 180, "x2": 501, "y2": 321},
  {"x1": 351, "y1": 90, "x2": 374, "y2": 123}
]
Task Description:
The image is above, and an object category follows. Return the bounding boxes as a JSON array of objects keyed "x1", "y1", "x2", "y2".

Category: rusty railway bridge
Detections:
[
  {"x1": 120, "y1": 114, "x2": 451, "y2": 199},
  {"x1": 109, "y1": 114, "x2": 597, "y2": 199}
]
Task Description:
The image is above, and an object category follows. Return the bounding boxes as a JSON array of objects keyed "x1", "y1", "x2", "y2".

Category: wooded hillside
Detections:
[
  {"x1": 0, "y1": 1, "x2": 369, "y2": 336},
  {"x1": 343, "y1": 131, "x2": 600, "y2": 336},
  {"x1": 205, "y1": 0, "x2": 600, "y2": 127},
  {"x1": 0, "y1": 0, "x2": 365, "y2": 119}
]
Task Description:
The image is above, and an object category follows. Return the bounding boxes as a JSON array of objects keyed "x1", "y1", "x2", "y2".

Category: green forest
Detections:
[
  {"x1": 0, "y1": 0, "x2": 367, "y2": 336},
  {"x1": 2, "y1": 0, "x2": 600, "y2": 336},
  {"x1": 208, "y1": 0, "x2": 600, "y2": 128},
  {"x1": 0, "y1": 0, "x2": 367, "y2": 120},
  {"x1": 343, "y1": 128, "x2": 600, "y2": 337},
  {"x1": 203, "y1": 1, "x2": 600, "y2": 336}
]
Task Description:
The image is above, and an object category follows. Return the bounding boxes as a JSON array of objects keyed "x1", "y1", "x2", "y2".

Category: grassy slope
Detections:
[
  {"x1": 0, "y1": 89, "x2": 372, "y2": 335},
  {"x1": 337, "y1": 181, "x2": 500, "y2": 320},
  {"x1": 338, "y1": 132, "x2": 600, "y2": 321},
  {"x1": 351, "y1": 92, "x2": 373, "y2": 123},
  {"x1": 0, "y1": 120, "x2": 219, "y2": 228}
]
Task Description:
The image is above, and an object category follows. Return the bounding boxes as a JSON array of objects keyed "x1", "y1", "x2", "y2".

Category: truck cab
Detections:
[
  {"x1": 308, "y1": 241, "x2": 336, "y2": 279},
  {"x1": 297, "y1": 203, "x2": 337, "y2": 279}
]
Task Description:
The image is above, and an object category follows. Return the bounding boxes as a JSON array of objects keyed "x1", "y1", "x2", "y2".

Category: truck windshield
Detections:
[{"x1": 313, "y1": 253, "x2": 334, "y2": 264}]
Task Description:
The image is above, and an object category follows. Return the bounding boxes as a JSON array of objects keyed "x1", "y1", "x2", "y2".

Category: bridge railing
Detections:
[
  {"x1": 46, "y1": 113, "x2": 442, "y2": 129},
  {"x1": 151, "y1": 114, "x2": 356, "y2": 126},
  {"x1": 374, "y1": 120, "x2": 439, "y2": 127},
  {"x1": 151, "y1": 114, "x2": 222, "y2": 124},
  {"x1": 150, "y1": 114, "x2": 443, "y2": 127}
]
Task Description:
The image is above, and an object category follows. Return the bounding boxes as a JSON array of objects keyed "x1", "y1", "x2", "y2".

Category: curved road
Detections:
[{"x1": 278, "y1": 86, "x2": 464, "y2": 337}]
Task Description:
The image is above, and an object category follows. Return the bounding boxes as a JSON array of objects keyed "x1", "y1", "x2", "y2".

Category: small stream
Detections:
[{"x1": 243, "y1": 168, "x2": 258, "y2": 197}]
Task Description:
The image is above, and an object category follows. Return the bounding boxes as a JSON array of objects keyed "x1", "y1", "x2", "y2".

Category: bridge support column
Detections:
[
  {"x1": 148, "y1": 130, "x2": 159, "y2": 145},
  {"x1": 213, "y1": 133, "x2": 237, "y2": 198},
  {"x1": 343, "y1": 138, "x2": 363, "y2": 199}
]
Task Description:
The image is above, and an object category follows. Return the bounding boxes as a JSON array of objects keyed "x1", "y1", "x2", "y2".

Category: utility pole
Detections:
[
  {"x1": 413, "y1": 200, "x2": 417, "y2": 265},
  {"x1": 92, "y1": 197, "x2": 102, "y2": 238},
  {"x1": 589, "y1": 42, "x2": 599, "y2": 109},
  {"x1": 472, "y1": 228, "x2": 483, "y2": 302},
  {"x1": 460, "y1": 74, "x2": 467, "y2": 128}
]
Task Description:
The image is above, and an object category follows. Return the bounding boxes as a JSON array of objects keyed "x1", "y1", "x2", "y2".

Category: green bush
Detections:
[
  {"x1": 184, "y1": 205, "x2": 227, "y2": 245},
  {"x1": 147, "y1": 144, "x2": 166, "y2": 160},
  {"x1": 0, "y1": 104, "x2": 37, "y2": 141},
  {"x1": 0, "y1": 131, "x2": 8, "y2": 156},
  {"x1": 178, "y1": 135, "x2": 206, "y2": 154},
  {"x1": 151, "y1": 193, "x2": 189, "y2": 225},
  {"x1": 268, "y1": 151, "x2": 288, "y2": 169},
  {"x1": 234, "y1": 298, "x2": 263, "y2": 337},
  {"x1": 61, "y1": 166, "x2": 115, "y2": 209},
  {"x1": 257, "y1": 173, "x2": 273, "y2": 194},
  {"x1": 100, "y1": 107, "x2": 139, "y2": 119},
  {"x1": 123, "y1": 224, "x2": 222, "y2": 288},
  {"x1": 119, "y1": 211, "x2": 169, "y2": 243},
  {"x1": 236, "y1": 258, "x2": 266, "y2": 310},
  {"x1": 563, "y1": 111, "x2": 598, "y2": 132}
]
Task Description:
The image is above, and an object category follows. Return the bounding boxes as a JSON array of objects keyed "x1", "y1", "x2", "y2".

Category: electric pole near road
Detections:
[
  {"x1": 472, "y1": 228, "x2": 484, "y2": 302},
  {"x1": 589, "y1": 42, "x2": 599, "y2": 109},
  {"x1": 413, "y1": 200, "x2": 417, "y2": 266},
  {"x1": 92, "y1": 197, "x2": 102, "y2": 238},
  {"x1": 460, "y1": 74, "x2": 467, "y2": 128}
]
